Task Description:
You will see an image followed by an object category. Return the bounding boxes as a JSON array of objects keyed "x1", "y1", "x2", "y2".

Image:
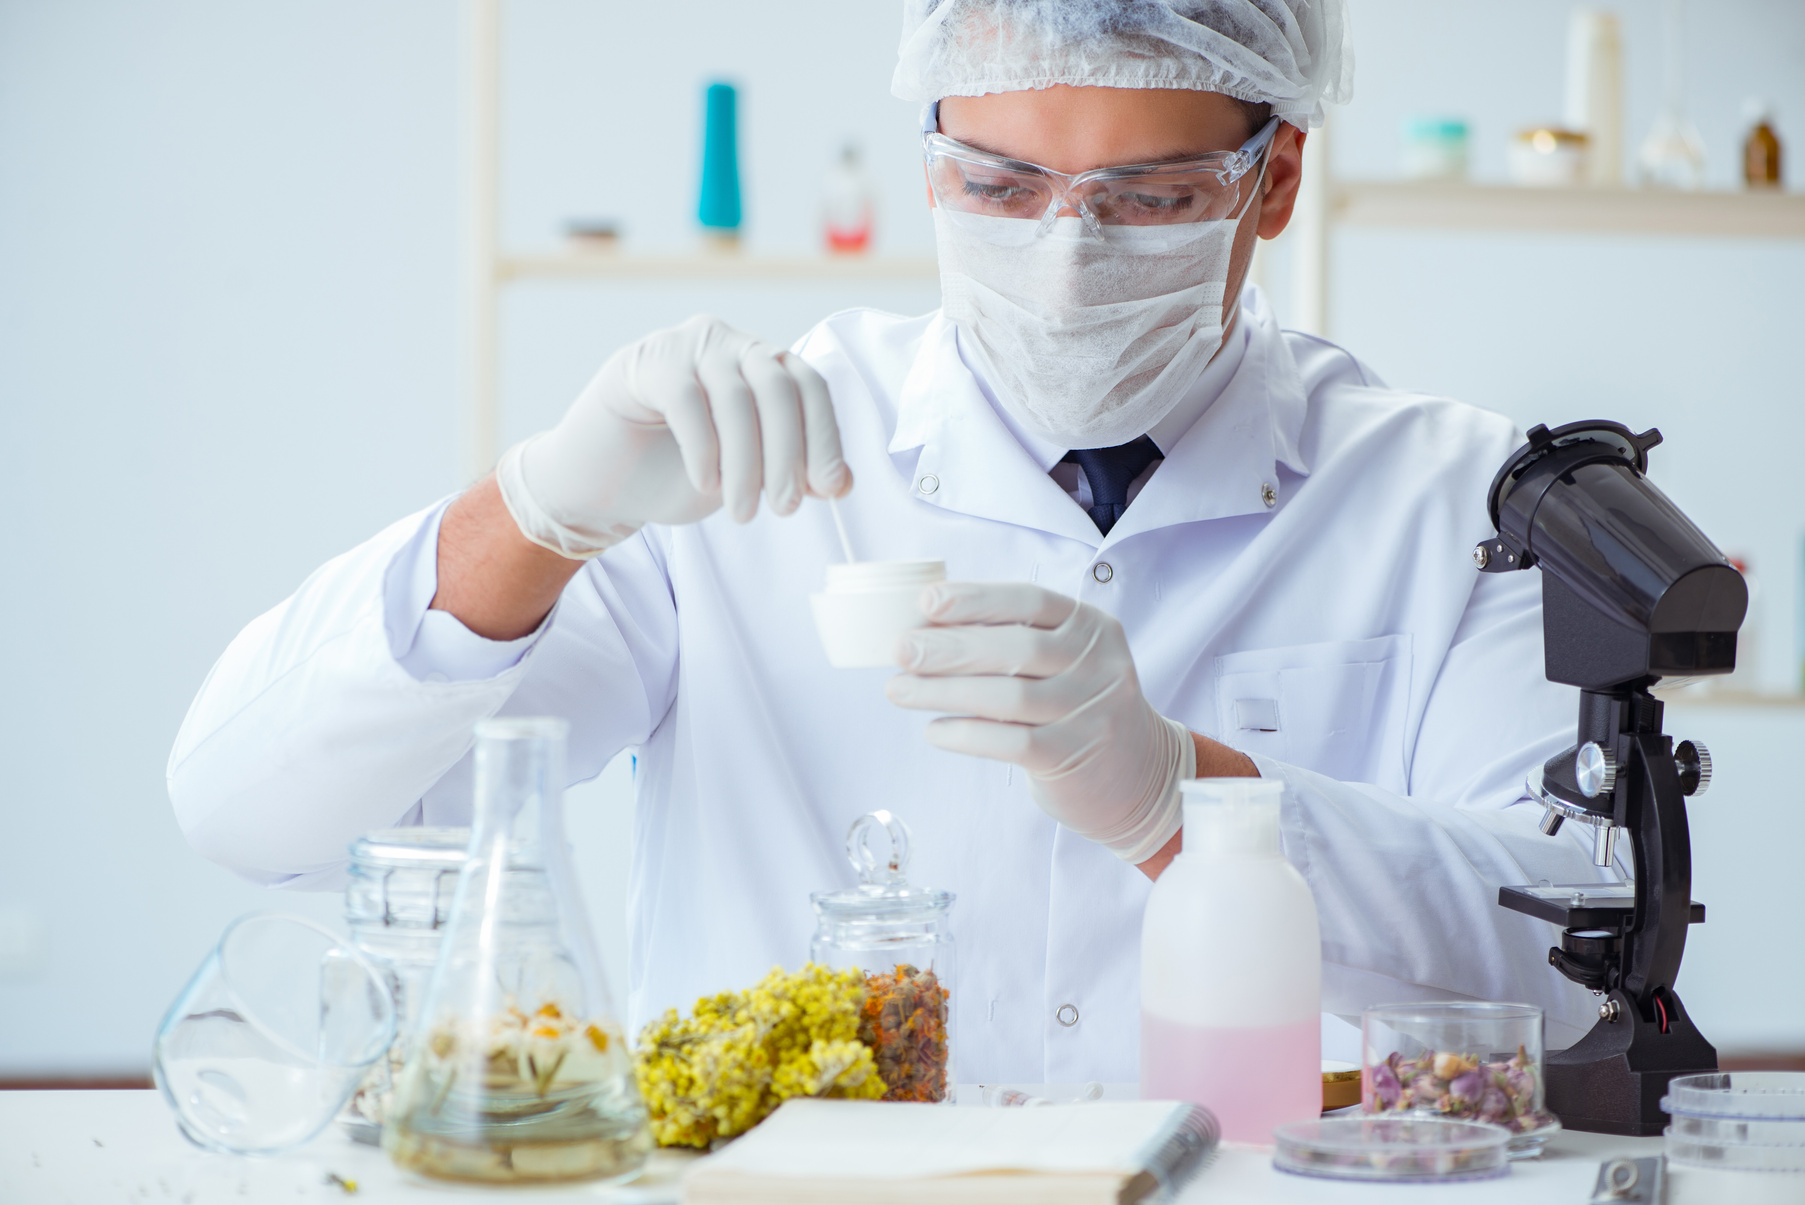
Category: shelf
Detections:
[
  {"x1": 498, "y1": 250, "x2": 941, "y2": 283},
  {"x1": 1653, "y1": 689, "x2": 1805, "y2": 710},
  {"x1": 488, "y1": 187, "x2": 1803, "y2": 292},
  {"x1": 1331, "y1": 181, "x2": 1805, "y2": 239}
]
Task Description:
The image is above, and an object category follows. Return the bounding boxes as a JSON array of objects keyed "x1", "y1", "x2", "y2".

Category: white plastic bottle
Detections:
[{"x1": 1141, "y1": 778, "x2": 1321, "y2": 1144}]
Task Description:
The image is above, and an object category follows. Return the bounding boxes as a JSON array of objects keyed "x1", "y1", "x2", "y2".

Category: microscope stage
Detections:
[{"x1": 1500, "y1": 884, "x2": 1705, "y2": 930}]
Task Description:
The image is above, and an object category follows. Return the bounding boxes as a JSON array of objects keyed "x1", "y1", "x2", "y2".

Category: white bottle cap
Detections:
[{"x1": 1180, "y1": 777, "x2": 1283, "y2": 859}]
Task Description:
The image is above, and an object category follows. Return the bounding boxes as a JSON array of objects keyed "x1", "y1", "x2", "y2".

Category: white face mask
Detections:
[{"x1": 934, "y1": 195, "x2": 1252, "y2": 449}]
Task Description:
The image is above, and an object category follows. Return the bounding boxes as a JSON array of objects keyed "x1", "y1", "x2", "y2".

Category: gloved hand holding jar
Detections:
[{"x1": 886, "y1": 581, "x2": 1255, "y2": 873}]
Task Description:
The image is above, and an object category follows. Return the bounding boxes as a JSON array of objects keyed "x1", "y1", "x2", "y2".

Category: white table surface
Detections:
[{"x1": 0, "y1": 1089, "x2": 1664, "y2": 1204}]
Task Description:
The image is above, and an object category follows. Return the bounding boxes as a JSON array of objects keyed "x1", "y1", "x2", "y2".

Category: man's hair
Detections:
[{"x1": 1234, "y1": 98, "x2": 1274, "y2": 139}]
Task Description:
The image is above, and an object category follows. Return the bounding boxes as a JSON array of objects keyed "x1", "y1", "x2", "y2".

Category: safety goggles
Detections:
[{"x1": 922, "y1": 105, "x2": 1280, "y2": 238}]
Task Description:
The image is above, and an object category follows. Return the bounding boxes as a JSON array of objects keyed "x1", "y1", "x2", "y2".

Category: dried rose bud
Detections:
[
  {"x1": 1368, "y1": 1060, "x2": 1402, "y2": 1108},
  {"x1": 1503, "y1": 1064, "x2": 1536, "y2": 1105},
  {"x1": 1448, "y1": 1068, "x2": 1486, "y2": 1103},
  {"x1": 1432, "y1": 1052, "x2": 1476, "y2": 1080}
]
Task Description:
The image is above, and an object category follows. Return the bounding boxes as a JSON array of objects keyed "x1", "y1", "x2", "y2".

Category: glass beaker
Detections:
[
  {"x1": 810, "y1": 810, "x2": 955, "y2": 1103},
  {"x1": 154, "y1": 912, "x2": 394, "y2": 1155},
  {"x1": 339, "y1": 826, "x2": 469, "y2": 1143},
  {"x1": 382, "y1": 718, "x2": 651, "y2": 1184},
  {"x1": 1361, "y1": 1001, "x2": 1560, "y2": 1158}
]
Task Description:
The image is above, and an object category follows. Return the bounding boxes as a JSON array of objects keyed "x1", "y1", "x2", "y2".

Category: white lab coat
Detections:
[{"x1": 169, "y1": 288, "x2": 1624, "y2": 1084}]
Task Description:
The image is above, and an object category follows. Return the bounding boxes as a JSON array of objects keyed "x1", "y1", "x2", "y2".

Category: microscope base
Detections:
[{"x1": 1545, "y1": 989, "x2": 1717, "y2": 1136}]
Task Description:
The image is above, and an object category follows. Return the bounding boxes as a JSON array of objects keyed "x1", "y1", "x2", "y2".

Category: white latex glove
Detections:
[
  {"x1": 497, "y1": 314, "x2": 851, "y2": 559},
  {"x1": 884, "y1": 582, "x2": 1197, "y2": 863}
]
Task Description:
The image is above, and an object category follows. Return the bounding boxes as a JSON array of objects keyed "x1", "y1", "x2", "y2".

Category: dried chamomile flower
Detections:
[{"x1": 634, "y1": 964, "x2": 883, "y2": 1149}]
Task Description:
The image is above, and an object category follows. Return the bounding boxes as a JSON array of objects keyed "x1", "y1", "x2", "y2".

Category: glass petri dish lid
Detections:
[
  {"x1": 1664, "y1": 1072, "x2": 1805, "y2": 1121},
  {"x1": 1273, "y1": 1116, "x2": 1512, "y2": 1183}
]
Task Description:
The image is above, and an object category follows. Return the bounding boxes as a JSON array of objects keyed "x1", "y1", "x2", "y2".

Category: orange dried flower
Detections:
[{"x1": 858, "y1": 965, "x2": 949, "y2": 1103}]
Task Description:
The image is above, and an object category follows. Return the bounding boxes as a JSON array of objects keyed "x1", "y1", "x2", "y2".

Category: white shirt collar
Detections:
[{"x1": 954, "y1": 293, "x2": 1252, "y2": 465}]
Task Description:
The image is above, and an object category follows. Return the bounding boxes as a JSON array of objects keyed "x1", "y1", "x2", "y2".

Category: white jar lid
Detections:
[{"x1": 822, "y1": 559, "x2": 945, "y2": 593}]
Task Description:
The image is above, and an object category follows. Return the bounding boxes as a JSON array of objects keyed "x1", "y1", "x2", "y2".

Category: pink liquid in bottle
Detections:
[{"x1": 1140, "y1": 1011, "x2": 1320, "y2": 1144}]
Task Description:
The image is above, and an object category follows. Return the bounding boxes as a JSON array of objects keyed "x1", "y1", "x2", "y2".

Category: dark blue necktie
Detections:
[{"x1": 1062, "y1": 436, "x2": 1161, "y2": 536}]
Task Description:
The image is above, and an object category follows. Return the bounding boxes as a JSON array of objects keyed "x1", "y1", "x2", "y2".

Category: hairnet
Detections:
[{"x1": 892, "y1": 0, "x2": 1353, "y2": 129}]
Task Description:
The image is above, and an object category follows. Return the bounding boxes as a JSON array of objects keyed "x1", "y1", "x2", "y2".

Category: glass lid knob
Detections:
[{"x1": 847, "y1": 810, "x2": 911, "y2": 886}]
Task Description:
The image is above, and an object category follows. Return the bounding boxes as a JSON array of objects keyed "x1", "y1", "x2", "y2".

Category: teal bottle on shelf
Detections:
[{"x1": 698, "y1": 81, "x2": 742, "y2": 237}]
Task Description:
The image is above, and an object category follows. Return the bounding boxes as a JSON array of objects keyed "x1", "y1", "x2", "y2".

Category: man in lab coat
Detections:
[{"x1": 169, "y1": 0, "x2": 1622, "y2": 1082}]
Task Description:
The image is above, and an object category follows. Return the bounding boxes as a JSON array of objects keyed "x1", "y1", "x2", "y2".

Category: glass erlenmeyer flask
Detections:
[{"x1": 383, "y1": 718, "x2": 651, "y2": 1184}]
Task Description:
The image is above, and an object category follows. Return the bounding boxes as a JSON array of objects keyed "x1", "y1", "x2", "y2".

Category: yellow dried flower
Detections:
[{"x1": 633, "y1": 963, "x2": 883, "y2": 1148}]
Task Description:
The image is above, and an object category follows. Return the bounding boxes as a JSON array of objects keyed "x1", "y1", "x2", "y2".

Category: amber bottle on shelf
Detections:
[{"x1": 1743, "y1": 99, "x2": 1783, "y2": 189}]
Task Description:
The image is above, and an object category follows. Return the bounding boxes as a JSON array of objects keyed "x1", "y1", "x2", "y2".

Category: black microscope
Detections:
[{"x1": 1475, "y1": 420, "x2": 1746, "y2": 1136}]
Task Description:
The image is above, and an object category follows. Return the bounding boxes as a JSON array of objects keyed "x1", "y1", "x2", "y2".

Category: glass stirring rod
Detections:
[{"x1": 828, "y1": 496, "x2": 857, "y2": 563}]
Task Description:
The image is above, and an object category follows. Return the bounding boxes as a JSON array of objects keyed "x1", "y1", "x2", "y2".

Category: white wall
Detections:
[{"x1": 1, "y1": 0, "x2": 1800, "y2": 1075}]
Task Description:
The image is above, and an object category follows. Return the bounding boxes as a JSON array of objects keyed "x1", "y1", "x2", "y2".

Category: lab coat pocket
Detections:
[{"x1": 1214, "y1": 634, "x2": 1412, "y2": 792}]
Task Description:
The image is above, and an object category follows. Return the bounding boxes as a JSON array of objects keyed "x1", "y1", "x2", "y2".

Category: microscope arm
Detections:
[{"x1": 1622, "y1": 732, "x2": 1693, "y2": 1019}]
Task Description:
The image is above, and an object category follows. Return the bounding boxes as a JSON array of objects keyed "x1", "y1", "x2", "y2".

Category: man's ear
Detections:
[{"x1": 1256, "y1": 125, "x2": 1306, "y2": 241}]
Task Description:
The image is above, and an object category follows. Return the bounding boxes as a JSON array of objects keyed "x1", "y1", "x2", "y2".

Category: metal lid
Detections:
[
  {"x1": 347, "y1": 827, "x2": 471, "y2": 869},
  {"x1": 810, "y1": 811, "x2": 952, "y2": 921}
]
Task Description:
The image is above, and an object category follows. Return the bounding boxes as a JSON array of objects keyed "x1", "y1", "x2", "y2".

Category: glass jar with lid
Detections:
[
  {"x1": 339, "y1": 826, "x2": 469, "y2": 1142},
  {"x1": 810, "y1": 810, "x2": 956, "y2": 1103}
]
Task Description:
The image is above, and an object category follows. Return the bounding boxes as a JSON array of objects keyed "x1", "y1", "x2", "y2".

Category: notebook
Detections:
[{"x1": 681, "y1": 1098, "x2": 1220, "y2": 1205}]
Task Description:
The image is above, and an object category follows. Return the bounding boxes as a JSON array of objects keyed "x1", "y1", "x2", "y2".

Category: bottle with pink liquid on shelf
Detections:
[
  {"x1": 822, "y1": 143, "x2": 876, "y2": 254},
  {"x1": 1140, "y1": 778, "x2": 1322, "y2": 1145}
]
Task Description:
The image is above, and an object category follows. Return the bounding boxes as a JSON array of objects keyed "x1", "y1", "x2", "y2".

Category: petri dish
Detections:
[
  {"x1": 1273, "y1": 1116, "x2": 1512, "y2": 1183},
  {"x1": 1667, "y1": 1112, "x2": 1805, "y2": 1146},
  {"x1": 1663, "y1": 1071, "x2": 1805, "y2": 1121},
  {"x1": 1664, "y1": 1133, "x2": 1805, "y2": 1173}
]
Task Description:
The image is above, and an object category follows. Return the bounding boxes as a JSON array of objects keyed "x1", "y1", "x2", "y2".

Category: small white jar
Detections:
[
  {"x1": 809, "y1": 559, "x2": 945, "y2": 668},
  {"x1": 1508, "y1": 127, "x2": 1590, "y2": 187}
]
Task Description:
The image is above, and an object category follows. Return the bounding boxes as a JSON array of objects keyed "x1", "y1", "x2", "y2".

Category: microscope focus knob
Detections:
[
  {"x1": 1675, "y1": 740, "x2": 1712, "y2": 797},
  {"x1": 1576, "y1": 742, "x2": 1618, "y2": 798}
]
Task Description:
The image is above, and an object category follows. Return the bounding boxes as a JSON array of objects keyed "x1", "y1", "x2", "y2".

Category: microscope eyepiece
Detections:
[{"x1": 1482, "y1": 420, "x2": 1746, "y2": 690}]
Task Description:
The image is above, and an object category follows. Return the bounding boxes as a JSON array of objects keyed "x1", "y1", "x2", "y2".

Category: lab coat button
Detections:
[
  {"x1": 1092, "y1": 563, "x2": 1113, "y2": 583},
  {"x1": 1261, "y1": 482, "x2": 1278, "y2": 508},
  {"x1": 918, "y1": 474, "x2": 940, "y2": 495},
  {"x1": 1056, "y1": 1003, "x2": 1079, "y2": 1026}
]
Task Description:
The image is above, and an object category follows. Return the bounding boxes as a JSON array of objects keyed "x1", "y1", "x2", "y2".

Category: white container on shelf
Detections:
[
  {"x1": 1565, "y1": 8, "x2": 1624, "y2": 186},
  {"x1": 1400, "y1": 117, "x2": 1470, "y2": 181},
  {"x1": 810, "y1": 559, "x2": 945, "y2": 669},
  {"x1": 1509, "y1": 128, "x2": 1590, "y2": 187},
  {"x1": 1140, "y1": 778, "x2": 1321, "y2": 1145}
]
